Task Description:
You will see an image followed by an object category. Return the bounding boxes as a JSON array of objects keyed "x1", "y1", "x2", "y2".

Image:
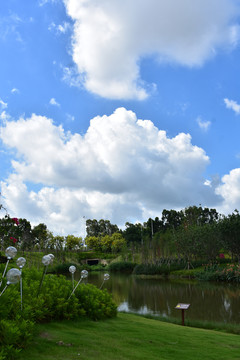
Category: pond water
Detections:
[{"x1": 82, "y1": 272, "x2": 240, "y2": 324}]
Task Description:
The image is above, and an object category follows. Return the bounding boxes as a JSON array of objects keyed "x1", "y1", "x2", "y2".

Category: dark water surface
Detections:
[{"x1": 75, "y1": 272, "x2": 240, "y2": 324}]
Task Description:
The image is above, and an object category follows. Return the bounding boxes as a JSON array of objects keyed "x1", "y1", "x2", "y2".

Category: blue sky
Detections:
[{"x1": 1, "y1": 0, "x2": 240, "y2": 235}]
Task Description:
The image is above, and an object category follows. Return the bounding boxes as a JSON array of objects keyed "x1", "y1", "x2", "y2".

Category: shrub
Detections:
[
  {"x1": 0, "y1": 317, "x2": 34, "y2": 360},
  {"x1": 0, "y1": 268, "x2": 117, "y2": 359},
  {"x1": 195, "y1": 263, "x2": 240, "y2": 283},
  {"x1": 75, "y1": 284, "x2": 117, "y2": 320},
  {"x1": 133, "y1": 264, "x2": 170, "y2": 276},
  {"x1": 78, "y1": 251, "x2": 116, "y2": 262},
  {"x1": 50, "y1": 262, "x2": 79, "y2": 274},
  {"x1": 108, "y1": 261, "x2": 136, "y2": 273}
]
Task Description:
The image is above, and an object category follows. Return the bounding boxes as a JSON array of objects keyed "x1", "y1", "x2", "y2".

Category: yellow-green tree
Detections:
[
  {"x1": 85, "y1": 236, "x2": 101, "y2": 251},
  {"x1": 65, "y1": 235, "x2": 82, "y2": 250},
  {"x1": 111, "y1": 233, "x2": 126, "y2": 253}
]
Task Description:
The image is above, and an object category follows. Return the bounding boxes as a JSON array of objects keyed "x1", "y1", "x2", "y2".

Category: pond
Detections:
[{"x1": 83, "y1": 272, "x2": 240, "y2": 324}]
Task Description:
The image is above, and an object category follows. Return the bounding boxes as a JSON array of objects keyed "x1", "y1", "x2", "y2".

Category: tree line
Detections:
[
  {"x1": 1, "y1": 204, "x2": 240, "y2": 262},
  {"x1": 86, "y1": 206, "x2": 240, "y2": 263}
]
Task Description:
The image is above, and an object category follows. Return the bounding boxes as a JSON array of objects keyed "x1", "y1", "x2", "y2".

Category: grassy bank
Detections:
[{"x1": 18, "y1": 312, "x2": 240, "y2": 360}]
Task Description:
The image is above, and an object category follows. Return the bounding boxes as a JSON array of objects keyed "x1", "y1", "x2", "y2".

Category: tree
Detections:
[
  {"x1": 183, "y1": 206, "x2": 219, "y2": 227},
  {"x1": 174, "y1": 226, "x2": 198, "y2": 262},
  {"x1": 18, "y1": 218, "x2": 35, "y2": 251},
  {"x1": 85, "y1": 236, "x2": 101, "y2": 251},
  {"x1": 48, "y1": 235, "x2": 65, "y2": 251},
  {"x1": 32, "y1": 223, "x2": 50, "y2": 250},
  {"x1": 101, "y1": 235, "x2": 112, "y2": 252},
  {"x1": 197, "y1": 223, "x2": 222, "y2": 262},
  {"x1": 144, "y1": 217, "x2": 164, "y2": 237},
  {"x1": 219, "y1": 210, "x2": 240, "y2": 261},
  {"x1": 86, "y1": 219, "x2": 119, "y2": 237},
  {"x1": 111, "y1": 233, "x2": 126, "y2": 253},
  {"x1": 86, "y1": 219, "x2": 100, "y2": 237},
  {"x1": 98, "y1": 219, "x2": 119, "y2": 236},
  {"x1": 175, "y1": 223, "x2": 222, "y2": 263},
  {"x1": 0, "y1": 215, "x2": 22, "y2": 249},
  {"x1": 65, "y1": 235, "x2": 82, "y2": 250},
  {"x1": 123, "y1": 222, "x2": 142, "y2": 244},
  {"x1": 161, "y1": 210, "x2": 184, "y2": 231}
]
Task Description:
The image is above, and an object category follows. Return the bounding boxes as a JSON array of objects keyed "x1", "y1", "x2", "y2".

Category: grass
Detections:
[{"x1": 17, "y1": 313, "x2": 240, "y2": 360}]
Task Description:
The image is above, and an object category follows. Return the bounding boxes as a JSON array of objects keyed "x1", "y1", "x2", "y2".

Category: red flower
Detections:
[
  {"x1": 10, "y1": 237, "x2": 18, "y2": 243},
  {"x1": 12, "y1": 218, "x2": 19, "y2": 226}
]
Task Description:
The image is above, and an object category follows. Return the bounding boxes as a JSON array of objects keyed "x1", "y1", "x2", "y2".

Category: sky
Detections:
[{"x1": 1, "y1": 0, "x2": 240, "y2": 236}]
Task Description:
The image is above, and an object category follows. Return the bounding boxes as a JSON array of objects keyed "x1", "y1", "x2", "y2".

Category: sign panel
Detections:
[{"x1": 175, "y1": 303, "x2": 190, "y2": 310}]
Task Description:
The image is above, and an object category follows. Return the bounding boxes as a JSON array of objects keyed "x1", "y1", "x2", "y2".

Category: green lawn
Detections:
[{"x1": 18, "y1": 313, "x2": 240, "y2": 360}]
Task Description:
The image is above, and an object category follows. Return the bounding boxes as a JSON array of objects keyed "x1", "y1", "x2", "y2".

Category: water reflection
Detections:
[{"x1": 77, "y1": 272, "x2": 240, "y2": 324}]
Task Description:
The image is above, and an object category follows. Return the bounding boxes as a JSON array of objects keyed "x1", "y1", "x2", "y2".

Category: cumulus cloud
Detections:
[
  {"x1": 216, "y1": 168, "x2": 240, "y2": 214},
  {"x1": 224, "y1": 98, "x2": 240, "y2": 114},
  {"x1": 0, "y1": 107, "x2": 221, "y2": 233},
  {"x1": 63, "y1": 0, "x2": 240, "y2": 100}
]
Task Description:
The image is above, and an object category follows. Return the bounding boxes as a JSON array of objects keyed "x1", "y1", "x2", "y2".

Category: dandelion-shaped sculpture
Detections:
[
  {"x1": 0, "y1": 268, "x2": 21, "y2": 297},
  {"x1": 68, "y1": 269, "x2": 88, "y2": 299},
  {"x1": 48, "y1": 253, "x2": 55, "y2": 264},
  {"x1": 100, "y1": 273, "x2": 110, "y2": 290},
  {"x1": 69, "y1": 265, "x2": 77, "y2": 290},
  {"x1": 0, "y1": 246, "x2": 17, "y2": 288},
  {"x1": 38, "y1": 254, "x2": 52, "y2": 296},
  {"x1": 16, "y1": 257, "x2": 26, "y2": 310}
]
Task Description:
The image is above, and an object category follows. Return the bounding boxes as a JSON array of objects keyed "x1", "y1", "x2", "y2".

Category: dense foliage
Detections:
[
  {"x1": 108, "y1": 261, "x2": 136, "y2": 273},
  {"x1": 85, "y1": 233, "x2": 126, "y2": 253},
  {"x1": 0, "y1": 267, "x2": 117, "y2": 359}
]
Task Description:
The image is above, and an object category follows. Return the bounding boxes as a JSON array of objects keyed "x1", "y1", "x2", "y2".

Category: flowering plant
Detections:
[
  {"x1": 0, "y1": 215, "x2": 20, "y2": 248},
  {"x1": 10, "y1": 236, "x2": 18, "y2": 244},
  {"x1": 12, "y1": 217, "x2": 19, "y2": 226}
]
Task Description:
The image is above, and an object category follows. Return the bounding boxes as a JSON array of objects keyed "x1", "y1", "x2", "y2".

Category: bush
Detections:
[
  {"x1": 195, "y1": 263, "x2": 240, "y2": 283},
  {"x1": 0, "y1": 317, "x2": 34, "y2": 360},
  {"x1": 133, "y1": 264, "x2": 170, "y2": 276},
  {"x1": 75, "y1": 284, "x2": 117, "y2": 320},
  {"x1": 50, "y1": 262, "x2": 79, "y2": 274},
  {"x1": 78, "y1": 251, "x2": 116, "y2": 261},
  {"x1": 108, "y1": 261, "x2": 136, "y2": 273},
  {"x1": 0, "y1": 268, "x2": 117, "y2": 359}
]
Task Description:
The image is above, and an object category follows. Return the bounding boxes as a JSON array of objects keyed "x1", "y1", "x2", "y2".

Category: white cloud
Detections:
[
  {"x1": 0, "y1": 99, "x2": 7, "y2": 110},
  {"x1": 63, "y1": 0, "x2": 240, "y2": 100},
  {"x1": 62, "y1": 65, "x2": 83, "y2": 88},
  {"x1": 0, "y1": 107, "x2": 220, "y2": 234},
  {"x1": 48, "y1": 21, "x2": 71, "y2": 34},
  {"x1": 196, "y1": 116, "x2": 211, "y2": 131},
  {"x1": 224, "y1": 98, "x2": 240, "y2": 114},
  {"x1": 39, "y1": 0, "x2": 60, "y2": 6},
  {"x1": 49, "y1": 98, "x2": 60, "y2": 107},
  {"x1": 11, "y1": 88, "x2": 19, "y2": 94},
  {"x1": 216, "y1": 168, "x2": 240, "y2": 214},
  {"x1": 57, "y1": 22, "x2": 70, "y2": 34},
  {"x1": 0, "y1": 14, "x2": 23, "y2": 42},
  {"x1": 66, "y1": 113, "x2": 75, "y2": 122},
  {"x1": 0, "y1": 111, "x2": 10, "y2": 122}
]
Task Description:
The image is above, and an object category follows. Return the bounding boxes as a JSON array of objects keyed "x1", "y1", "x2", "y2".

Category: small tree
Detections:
[
  {"x1": 101, "y1": 235, "x2": 112, "y2": 253},
  {"x1": 111, "y1": 233, "x2": 126, "y2": 253},
  {"x1": 65, "y1": 235, "x2": 82, "y2": 250},
  {"x1": 85, "y1": 236, "x2": 101, "y2": 251}
]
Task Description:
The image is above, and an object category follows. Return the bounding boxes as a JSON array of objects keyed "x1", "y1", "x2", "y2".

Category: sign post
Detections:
[{"x1": 175, "y1": 303, "x2": 190, "y2": 326}]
